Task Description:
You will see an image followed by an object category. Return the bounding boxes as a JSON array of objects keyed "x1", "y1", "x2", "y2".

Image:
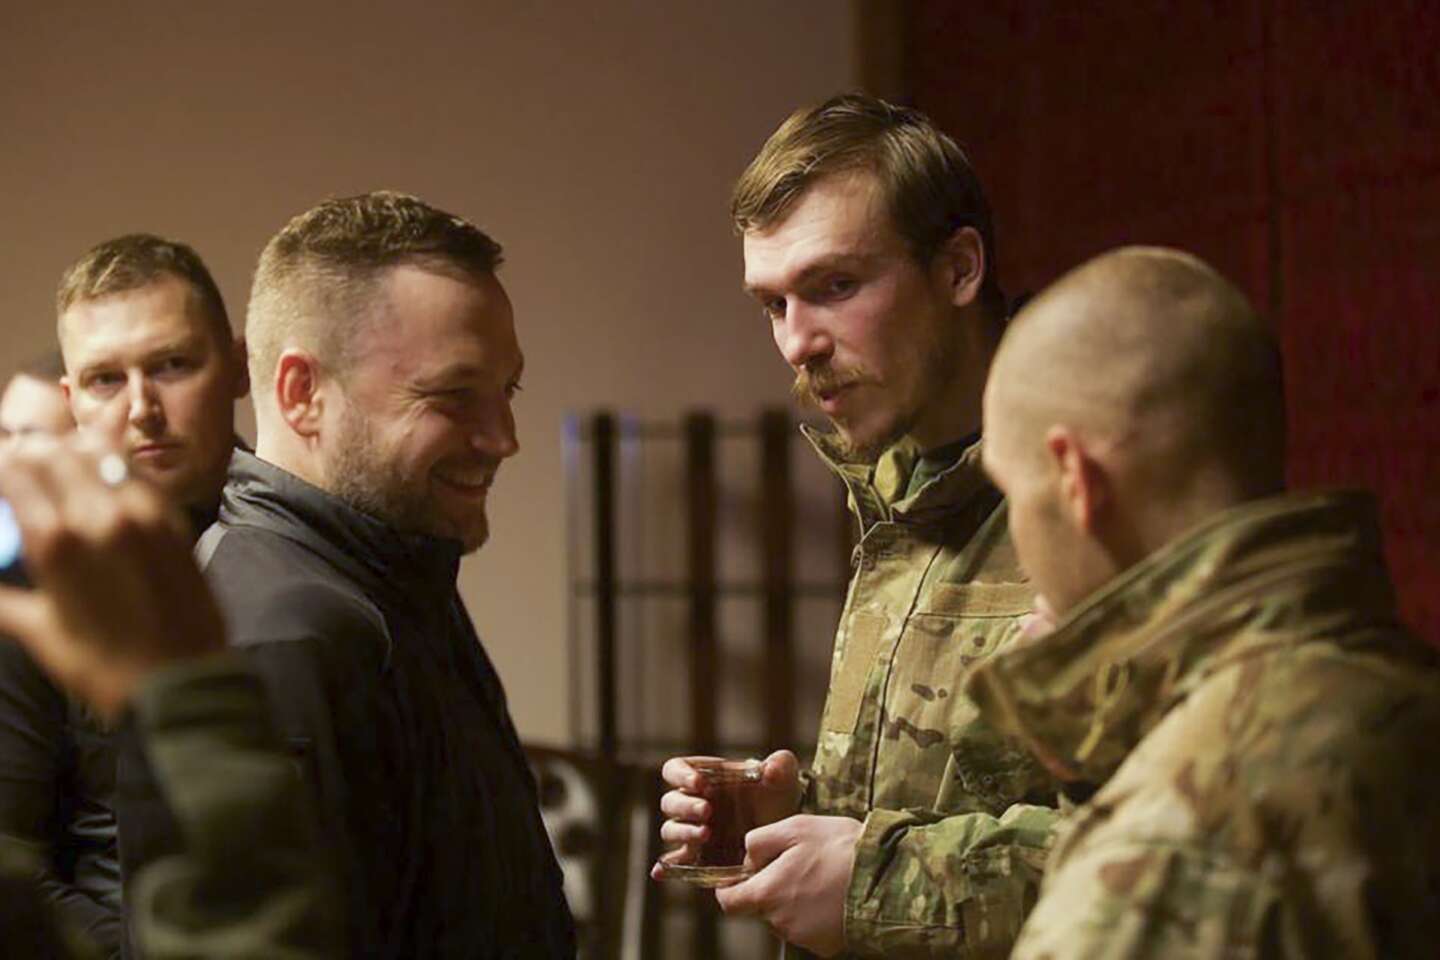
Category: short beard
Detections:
[
  {"x1": 327, "y1": 404, "x2": 489, "y2": 551},
  {"x1": 791, "y1": 318, "x2": 959, "y2": 464}
]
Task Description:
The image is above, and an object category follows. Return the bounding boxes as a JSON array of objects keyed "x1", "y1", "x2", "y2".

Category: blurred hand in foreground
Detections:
[{"x1": 0, "y1": 427, "x2": 224, "y2": 719}]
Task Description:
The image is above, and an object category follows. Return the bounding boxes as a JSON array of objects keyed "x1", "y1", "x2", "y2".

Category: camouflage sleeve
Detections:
[
  {"x1": 844, "y1": 803, "x2": 1057, "y2": 959},
  {"x1": 124, "y1": 654, "x2": 344, "y2": 959},
  {"x1": 1007, "y1": 838, "x2": 1285, "y2": 960}
]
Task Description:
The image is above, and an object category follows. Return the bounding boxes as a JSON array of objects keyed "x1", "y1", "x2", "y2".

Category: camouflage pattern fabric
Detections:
[
  {"x1": 967, "y1": 491, "x2": 1440, "y2": 959},
  {"x1": 794, "y1": 427, "x2": 1059, "y2": 959}
]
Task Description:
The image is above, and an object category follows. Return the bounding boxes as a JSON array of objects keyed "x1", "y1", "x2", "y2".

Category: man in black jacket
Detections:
[
  {"x1": 192, "y1": 191, "x2": 573, "y2": 957},
  {"x1": 0, "y1": 236, "x2": 247, "y2": 958}
]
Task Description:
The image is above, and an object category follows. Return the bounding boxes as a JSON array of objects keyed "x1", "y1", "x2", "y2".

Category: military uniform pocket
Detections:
[
  {"x1": 821, "y1": 612, "x2": 887, "y2": 734},
  {"x1": 927, "y1": 581, "x2": 1033, "y2": 618}
]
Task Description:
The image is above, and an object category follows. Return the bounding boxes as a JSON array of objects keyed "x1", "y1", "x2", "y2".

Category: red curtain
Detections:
[{"x1": 910, "y1": 0, "x2": 1440, "y2": 641}]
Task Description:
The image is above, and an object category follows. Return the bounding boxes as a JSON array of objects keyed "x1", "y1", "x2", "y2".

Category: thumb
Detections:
[
  {"x1": 742, "y1": 817, "x2": 794, "y2": 871},
  {"x1": 0, "y1": 587, "x2": 73, "y2": 689},
  {"x1": 762, "y1": 749, "x2": 799, "y2": 788},
  {"x1": 0, "y1": 584, "x2": 46, "y2": 646}
]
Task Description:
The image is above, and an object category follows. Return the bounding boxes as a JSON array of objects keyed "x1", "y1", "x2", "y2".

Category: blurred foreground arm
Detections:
[{"x1": 0, "y1": 437, "x2": 342, "y2": 958}]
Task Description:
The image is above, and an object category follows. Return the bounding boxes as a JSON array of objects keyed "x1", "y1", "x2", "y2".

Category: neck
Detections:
[
  {"x1": 908, "y1": 313, "x2": 993, "y2": 450},
  {"x1": 254, "y1": 424, "x2": 327, "y2": 492}
]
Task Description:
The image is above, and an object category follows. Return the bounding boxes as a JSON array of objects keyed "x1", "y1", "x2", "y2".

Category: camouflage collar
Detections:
[
  {"x1": 964, "y1": 490, "x2": 1400, "y2": 786},
  {"x1": 800, "y1": 423, "x2": 993, "y2": 525}
]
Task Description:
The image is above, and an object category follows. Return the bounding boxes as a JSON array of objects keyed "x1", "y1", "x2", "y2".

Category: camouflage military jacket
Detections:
[
  {"x1": 967, "y1": 491, "x2": 1440, "y2": 959},
  {"x1": 797, "y1": 428, "x2": 1058, "y2": 959}
]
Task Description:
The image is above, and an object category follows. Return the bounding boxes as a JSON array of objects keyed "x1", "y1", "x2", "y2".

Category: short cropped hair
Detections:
[
  {"x1": 732, "y1": 93, "x2": 1005, "y2": 317},
  {"x1": 56, "y1": 234, "x2": 230, "y2": 338},
  {"x1": 247, "y1": 190, "x2": 504, "y2": 388}
]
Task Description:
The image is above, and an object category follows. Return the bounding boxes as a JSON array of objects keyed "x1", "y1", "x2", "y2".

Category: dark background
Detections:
[{"x1": 902, "y1": 0, "x2": 1439, "y2": 641}]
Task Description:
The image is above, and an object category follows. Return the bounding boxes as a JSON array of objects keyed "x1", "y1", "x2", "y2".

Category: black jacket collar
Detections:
[{"x1": 219, "y1": 450, "x2": 463, "y2": 606}]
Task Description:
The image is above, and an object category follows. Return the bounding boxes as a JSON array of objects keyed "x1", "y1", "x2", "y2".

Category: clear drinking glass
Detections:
[{"x1": 658, "y1": 757, "x2": 763, "y2": 887}]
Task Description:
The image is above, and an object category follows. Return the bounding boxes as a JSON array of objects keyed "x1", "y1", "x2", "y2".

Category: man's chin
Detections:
[
  {"x1": 137, "y1": 466, "x2": 202, "y2": 506},
  {"x1": 833, "y1": 421, "x2": 904, "y2": 464}
]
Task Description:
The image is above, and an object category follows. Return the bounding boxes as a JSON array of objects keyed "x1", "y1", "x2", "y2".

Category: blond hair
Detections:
[{"x1": 56, "y1": 233, "x2": 230, "y2": 339}]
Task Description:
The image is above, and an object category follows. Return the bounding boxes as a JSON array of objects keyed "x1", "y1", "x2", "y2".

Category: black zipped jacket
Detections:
[{"x1": 140, "y1": 450, "x2": 574, "y2": 958}]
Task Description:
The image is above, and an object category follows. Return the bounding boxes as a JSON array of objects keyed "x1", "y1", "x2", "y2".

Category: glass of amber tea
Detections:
[{"x1": 659, "y1": 757, "x2": 763, "y2": 888}]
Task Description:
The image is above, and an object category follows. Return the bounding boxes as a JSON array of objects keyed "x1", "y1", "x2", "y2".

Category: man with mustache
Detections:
[
  {"x1": 164, "y1": 191, "x2": 572, "y2": 957},
  {"x1": 657, "y1": 95, "x2": 1057, "y2": 958},
  {"x1": 973, "y1": 246, "x2": 1440, "y2": 957},
  {"x1": 0, "y1": 235, "x2": 246, "y2": 958}
]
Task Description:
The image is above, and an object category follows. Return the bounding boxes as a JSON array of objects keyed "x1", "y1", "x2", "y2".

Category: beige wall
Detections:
[{"x1": 1, "y1": 3, "x2": 856, "y2": 744}]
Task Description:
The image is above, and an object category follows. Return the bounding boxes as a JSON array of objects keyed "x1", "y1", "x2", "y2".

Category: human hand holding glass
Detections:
[{"x1": 652, "y1": 749, "x2": 802, "y2": 887}]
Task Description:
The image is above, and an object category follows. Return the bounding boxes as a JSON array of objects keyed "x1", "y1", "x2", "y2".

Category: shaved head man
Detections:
[
  {"x1": 982, "y1": 246, "x2": 1285, "y2": 614},
  {"x1": 971, "y1": 246, "x2": 1440, "y2": 958}
]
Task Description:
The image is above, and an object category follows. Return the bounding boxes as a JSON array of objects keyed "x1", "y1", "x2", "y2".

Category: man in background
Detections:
[
  {"x1": 185, "y1": 190, "x2": 573, "y2": 956},
  {"x1": 0, "y1": 353, "x2": 74, "y2": 448},
  {"x1": 0, "y1": 234, "x2": 247, "y2": 958},
  {"x1": 57, "y1": 234, "x2": 249, "y2": 533},
  {"x1": 658, "y1": 94, "x2": 1056, "y2": 958},
  {"x1": 975, "y1": 246, "x2": 1440, "y2": 957}
]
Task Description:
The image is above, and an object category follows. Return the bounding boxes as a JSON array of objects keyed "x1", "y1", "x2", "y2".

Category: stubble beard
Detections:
[
  {"x1": 327, "y1": 405, "x2": 489, "y2": 552},
  {"x1": 791, "y1": 316, "x2": 959, "y2": 464}
]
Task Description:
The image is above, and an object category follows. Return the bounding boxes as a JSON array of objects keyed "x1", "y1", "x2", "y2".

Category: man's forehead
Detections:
[
  {"x1": 356, "y1": 265, "x2": 520, "y2": 373},
  {"x1": 1, "y1": 374, "x2": 63, "y2": 408},
  {"x1": 60, "y1": 277, "x2": 215, "y2": 357},
  {"x1": 742, "y1": 173, "x2": 895, "y2": 290}
]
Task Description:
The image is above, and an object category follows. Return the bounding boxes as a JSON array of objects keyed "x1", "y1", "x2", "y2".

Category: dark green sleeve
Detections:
[{"x1": 125, "y1": 654, "x2": 344, "y2": 959}]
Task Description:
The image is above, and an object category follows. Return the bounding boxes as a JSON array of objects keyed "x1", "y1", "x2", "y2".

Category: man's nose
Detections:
[
  {"x1": 471, "y1": 397, "x2": 519, "y2": 460},
  {"x1": 125, "y1": 376, "x2": 163, "y2": 430},
  {"x1": 776, "y1": 302, "x2": 834, "y2": 369}
]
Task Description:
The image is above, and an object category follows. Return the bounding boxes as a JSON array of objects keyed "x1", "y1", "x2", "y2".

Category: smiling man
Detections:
[
  {"x1": 657, "y1": 95, "x2": 1058, "y2": 959},
  {"x1": 172, "y1": 191, "x2": 573, "y2": 958}
]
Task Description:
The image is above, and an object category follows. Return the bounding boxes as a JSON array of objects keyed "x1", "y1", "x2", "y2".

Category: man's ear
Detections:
[
  {"x1": 231, "y1": 337, "x2": 251, "y2": 400},
  {"x1": 59, "y1": 376, "x2": 72, "y2": 405},
  {"x1": 937, "y1": 226, "x2": 986, "y2": 310},
  {"x1": 274, "y1": 349, "x2": 326, "y2": 439},
  {"x1": 1045, "y1": 425, "x2": 1110, "y2": 533}
]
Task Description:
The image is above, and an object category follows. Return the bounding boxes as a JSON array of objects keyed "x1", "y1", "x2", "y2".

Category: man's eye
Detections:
[
  {"x1": 87, "y1": 372, "x2": 124, "y2": 392},
  {"x1": 504, "y1": 381, "x2": 524, "y2": 401},
  {"x1": 429, "y1": 388, "x2": 475, "y2": 408},
  {"x1": 156, "y1": 356, "x2": 196, "y2": 376},
  {"x1": 824, "y1": 276, "x2": 857, "y2": 298},
  {"x1": 763, "y1": 298, "x2": 786, "y2": 321}
]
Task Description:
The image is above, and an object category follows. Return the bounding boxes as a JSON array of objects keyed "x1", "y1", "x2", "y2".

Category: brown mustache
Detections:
[{"x1": 791, "y1": 365, "x2": 867, "y2": 408}]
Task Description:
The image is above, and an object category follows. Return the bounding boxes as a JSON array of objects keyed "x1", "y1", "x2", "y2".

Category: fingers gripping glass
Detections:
[{"x1": 658, "y1": 758, "x2": 763, "y2": 888}]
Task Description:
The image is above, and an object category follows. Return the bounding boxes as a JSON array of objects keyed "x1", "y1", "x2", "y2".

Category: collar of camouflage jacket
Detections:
[
  {"x1": 800, "y1": 424, "x2": 993, "y2": 524},
  {"x1": 964, "y1": 490, "x2": 1402, "y2": 787}
]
